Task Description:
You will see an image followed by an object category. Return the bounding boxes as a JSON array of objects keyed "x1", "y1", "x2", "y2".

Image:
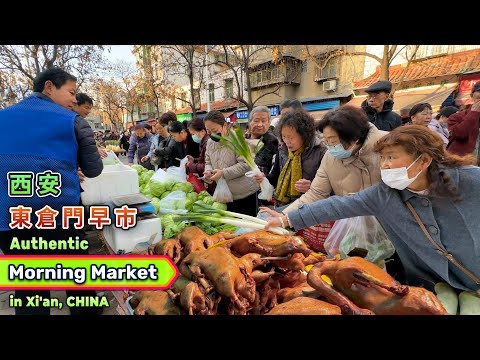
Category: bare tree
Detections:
[
  {"x1": 0, "y1": 45, "x2": 108, "y2": 103},
  {"x1": 212, "y1": 45, "x2": 302, "y2": 112},
  {"x1": 155, "y1": 45, "x2": 206, "y2": 117}
]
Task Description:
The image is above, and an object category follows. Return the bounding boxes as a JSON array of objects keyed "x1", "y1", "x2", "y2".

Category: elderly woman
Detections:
[
  {"x1": 409, "y1": 103, "x2": 449, "y2": 147},
  {"x1": 266, "y1": 125, "x2": 480, "y2": 293},
  {"x1": 203, "y1": 110, "x2": 259, "y2": 216},
  {"x1": 255, "y1": 109, "x2": 326, "y2": 207},
  {"x1": 245, "y1": 106, "x2": 279, "y2": 175},
  {"x1": 262, "y1": 105, "x2": 387, "y2": 212}
]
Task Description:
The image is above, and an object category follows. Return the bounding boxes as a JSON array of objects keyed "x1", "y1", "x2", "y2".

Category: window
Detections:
[
  {"x1": 315, "y1": 59, "x2": 338, "y2": 80},
  {"x1": 209, "y1": 83, "x2": 215, "y2": 103},
  {"x1": 225, "y1": 78, "x2": 233, "y2": 98},
  {"x1": 302, "y1": 60, "x2": 308, "y2": 73}
]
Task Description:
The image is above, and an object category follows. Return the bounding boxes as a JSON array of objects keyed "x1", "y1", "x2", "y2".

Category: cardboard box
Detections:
[{"x1": 296, "y1": 221, "x2": 335, "y2": 253}]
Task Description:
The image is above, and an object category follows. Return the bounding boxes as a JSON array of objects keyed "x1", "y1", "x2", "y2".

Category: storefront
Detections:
[{"x1": 455, "y1": 73, "x2": 480, "y2": 106}]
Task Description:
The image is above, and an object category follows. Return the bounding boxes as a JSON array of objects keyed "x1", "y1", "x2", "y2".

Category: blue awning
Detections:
[
  {"x1": 303, "y1": 100, "x2": 340, "y2": 111},
  {"x1": 300, "y1": 93, "x2": 351, "y2": 103}
]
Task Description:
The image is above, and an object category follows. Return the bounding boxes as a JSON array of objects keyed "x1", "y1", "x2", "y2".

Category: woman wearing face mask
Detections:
[
  {"x1": 265, "y1": 125, "x2": 480, "y2": 293},
  {"x1": 203, "y1": 110, "x2": 260, "y2": 216},
  {"x1": 254, "y1": 109, "x2": 327, "y2": 208},
  {"x1": 268, "y1": 105, "x2": 387, "y2": 212},
  {"x1": 185, "y1": 117, "x2": 214, "y2": 194}
]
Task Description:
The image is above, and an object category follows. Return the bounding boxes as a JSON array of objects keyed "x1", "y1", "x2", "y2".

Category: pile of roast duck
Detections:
[{"x1": 128, "y1": 226, "x2": 447, "y2": 315}]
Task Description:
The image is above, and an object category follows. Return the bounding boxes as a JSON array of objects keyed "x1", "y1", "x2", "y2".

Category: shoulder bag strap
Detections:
[{"x1": 405, "y1": 200, "x2": 480, "y2": 287}]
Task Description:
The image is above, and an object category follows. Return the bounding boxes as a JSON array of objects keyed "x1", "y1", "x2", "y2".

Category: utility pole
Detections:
[{"x1": 205, "y1": 45, "x2": 210, "y2": 112}]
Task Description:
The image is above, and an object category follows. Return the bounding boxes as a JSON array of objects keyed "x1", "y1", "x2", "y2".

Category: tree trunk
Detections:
[{"x1": 379, "y1": 45, "x2": 389, "y2": 80}]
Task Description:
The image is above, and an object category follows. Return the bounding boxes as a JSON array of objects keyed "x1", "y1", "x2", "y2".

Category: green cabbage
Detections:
[
  {"x1": 149, "y1": 180, "x2": 166, "y2": 197},
  {"x1": 162, "y1": 214, "x2": 187, "y2": 239},
  {"x1": 172, "y1": 182, "x2": 194, "y2": 193}
]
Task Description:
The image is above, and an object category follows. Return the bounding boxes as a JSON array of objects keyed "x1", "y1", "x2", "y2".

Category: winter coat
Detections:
[
  {"x1": 247, "y1": 131, "x2": 279, "y2": 174},
  {"x1": 187, "y1": 134, "x2": 209, "y2": 175},
  {"x1": 361, "y1": 98, "x2": 402, "y2": 131},
  {"x1": 447, "y1": 109, "x2": 480, "y2": 156},
  {"x1": 204, "y1": 139, "x2": 259, "y2": 200},
  {"x1": 428, "y1": 119, "x2": 449, "y2": 146},
  {"x1": 285, "y1": 124, "x2": 387, "y2": 213},
  {"x1": 267, "y1": 133, "x2": 327, "y2": 191},
  {"x1": 287, "y1": 165, "x2": 480, "y2": 292}
]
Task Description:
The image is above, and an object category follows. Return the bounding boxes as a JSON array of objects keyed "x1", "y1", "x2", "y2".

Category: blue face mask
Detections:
[
  {"x1": 326, "y1": 143, "x2": 353, "y2": 159},
  {"x1": 192, "y1": 134, "x2": 202, "y2": 144}
]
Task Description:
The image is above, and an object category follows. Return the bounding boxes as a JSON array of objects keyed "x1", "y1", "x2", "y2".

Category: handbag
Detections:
[{"x1": 405, "y1": 200, "x2": 480, "y2": 295}]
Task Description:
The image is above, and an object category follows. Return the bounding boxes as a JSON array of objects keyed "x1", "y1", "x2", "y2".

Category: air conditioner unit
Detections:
[{"x1": 323, "y1": 80, "x2": 337, "y2": 91}]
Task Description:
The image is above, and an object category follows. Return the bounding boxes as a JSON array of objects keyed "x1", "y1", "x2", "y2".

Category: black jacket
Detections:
[
  {"x1": 361, "y1": 98, "x2": 402, "y2": 131},
  {"x1": 33, "y1": 92, "x2": 102, "y2": 178},
  {"x1": 248, "y1": 131, "x2": 279, "y2": 174}
]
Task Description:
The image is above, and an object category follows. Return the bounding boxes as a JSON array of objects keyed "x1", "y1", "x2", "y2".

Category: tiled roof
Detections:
[
  {"x1": 175, "y1": 99, "x2": 242, "y2": 115},
  {"x1": 354, "y1": 48, "x2": 480, "y2": 90}
]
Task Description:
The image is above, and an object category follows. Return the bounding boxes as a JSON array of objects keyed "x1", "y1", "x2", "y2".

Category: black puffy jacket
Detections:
[
  {"x1": 250, "y1": 131, "x2": 279, "y2": 174},
  {"x1": 361, "y1": 98, "x2": 402, "y2": 131}
]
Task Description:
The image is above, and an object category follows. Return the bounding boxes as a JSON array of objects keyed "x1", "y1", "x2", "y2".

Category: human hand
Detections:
[
  {"x1": 210, "y1": 169, "x2": 224, "y2": 182},
  {"x1": 203, "y1": 170, "x2": 213, "y2": 180},
  {"x1": 77, "y1": 168, "x2": 85, "y2": 183},
  {"x1": 259, "y1": 206, "x2": 281, "y2": 217},
  {"x1": 295, "y1": 179, "x2": 311, "y2": 193},
  {"x1": 253, "y1": 173, "x2": 265, "y2": 184},
  {"x1": 140, "y1": 156, "x2": 149, "y2": 163},
  {"x1": 264, "y1": 214, "x2": 288, "y2": 230},
  {"x1": 98, "y1": 148, "x2": 108, "y2": 158},
  {"x1": 186, "y1": 155, "x2": 194, "y2": 164}
]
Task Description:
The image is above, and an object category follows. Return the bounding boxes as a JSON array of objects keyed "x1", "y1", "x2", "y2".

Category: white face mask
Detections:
[{"x1": 381, "y1": 155, "x2": 423, "y2": 190}]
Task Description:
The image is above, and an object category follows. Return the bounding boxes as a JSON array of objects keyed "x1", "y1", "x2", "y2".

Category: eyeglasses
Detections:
[{"x1": 366, "y1": 92, "x2": 384, "y2": 99}]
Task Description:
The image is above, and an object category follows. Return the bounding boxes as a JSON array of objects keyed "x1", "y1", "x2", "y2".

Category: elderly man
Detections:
[
  {"x1": 246, "y1": 106, "x2": 279, "y2": 174},
  {"x1": 361, "y1": 80, "x2": 402, "y2": 131},
  {"x1": 447, "y1": 81, "x2": 480, "y2": 157},
  {"x1": 128, "y1": 124, "x2": 153, "y2": 170}
]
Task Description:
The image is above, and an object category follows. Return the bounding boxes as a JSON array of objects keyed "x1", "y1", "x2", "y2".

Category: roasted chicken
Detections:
[
  {"x1": 149, "y1": 239, "x2": 183, "y2": 263},
  {"x1": 226, "y1": 230, "x2": 312, "y2": 257},
  {"x1": 129, "y1": 290, "x2": 183, "y2": 315},
  {"x1": 179, "y1": 247, "x2": 259, "y2": 314},
  {"x1": 307, "y1": 257, "x2": 447, "y2": 315},
  {"x1": 266, "y1": 297, "x2": 341, "y2": 315},
  {"x1": 277, "y1": 284, "x2": 320, "y2": 303}
]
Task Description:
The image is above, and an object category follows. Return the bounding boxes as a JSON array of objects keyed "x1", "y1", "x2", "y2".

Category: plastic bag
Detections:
[
  {"x1": 212, "y1": 177, "x2": 233, "y2": 203},
  {"x1": 323, "y1": 216, "x2": 395, "y2": 264},
  {"x1": 158, "y1": 190, "x2": 188, "y2": 214},
  {"x1": 245, "y1": 169, "x2": 274, "y2": 201},
  {"x1": 187, "y1": 172, "x2": 207, "y2": 193},
  {"x1": 166, "y1": 157, "x2": 188, "y2": 183}
]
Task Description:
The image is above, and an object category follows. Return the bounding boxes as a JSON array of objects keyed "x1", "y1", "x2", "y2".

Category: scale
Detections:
[{"x1": 107, "y1": 193, "x2": 156, "y2": 216}]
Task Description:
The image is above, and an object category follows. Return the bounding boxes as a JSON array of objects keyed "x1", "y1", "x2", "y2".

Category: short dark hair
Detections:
[
  {"x1": 280, "y1": 99, "x2": 303, "y2": 110},
  {"x1": 33, "y1": 67, "x2": 77, "y2": 92},
  {"x1": 144, "y1": 124, "x2": 152, "y2": 131},
  {"x1": 276, "y1": 109, "x2": 315, "y2": 147},
  {"x1": 203, "y1": 110, "x2": 226, "y2": 126},
  {"x1": 159, "y1": 111, "x2": 177, "y2": 125},
  {"x1": 133, "y1": 124, "x2": 144, "y2": 131},
  {"x1": 76, "y1": 93, "x2": 93, "y2": 106},
  {"x1": 168, "y1": 120, "x2": 186, "y2": 134},
  {"x1": 409, "y1": 103, "x2": 432, "y2": 117},
  {"x1": 318, "y1": 105, "x2": 370, "y2": 146},
  {"x1": 188, "y1": 117, "x2": 206, "y2": 132}
]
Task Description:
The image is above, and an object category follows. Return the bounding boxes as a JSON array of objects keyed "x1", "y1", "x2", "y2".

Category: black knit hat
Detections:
[{"x1": 439, "y1": 106, "x2": 459, "y2": 118}]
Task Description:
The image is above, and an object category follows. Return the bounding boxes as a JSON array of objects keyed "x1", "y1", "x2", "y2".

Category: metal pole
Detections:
[{"x1": 205, "y1": 45, "x2": 210, "y2": 112}]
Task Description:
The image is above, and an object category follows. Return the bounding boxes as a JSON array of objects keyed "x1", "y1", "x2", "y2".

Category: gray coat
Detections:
[{"x1": 287, "y1": 166, "x2": 480, "y2": 292}]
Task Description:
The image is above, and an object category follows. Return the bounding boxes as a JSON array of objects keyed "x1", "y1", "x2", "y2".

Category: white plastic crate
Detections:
[
  {"x1": 103, "y1": 217, "x2": 162, "y2": 254},
  {"x1": 81, "y1": 155, "x2": 139, "y2": 205}
]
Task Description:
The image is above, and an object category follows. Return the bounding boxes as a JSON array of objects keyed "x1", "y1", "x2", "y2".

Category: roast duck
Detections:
[
  {"x1": 307, "y1": 257, "x2": 447, "y2": 315},
  {"x1": 131, "y1": 226, "x2": 446, "y2": 315}
]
